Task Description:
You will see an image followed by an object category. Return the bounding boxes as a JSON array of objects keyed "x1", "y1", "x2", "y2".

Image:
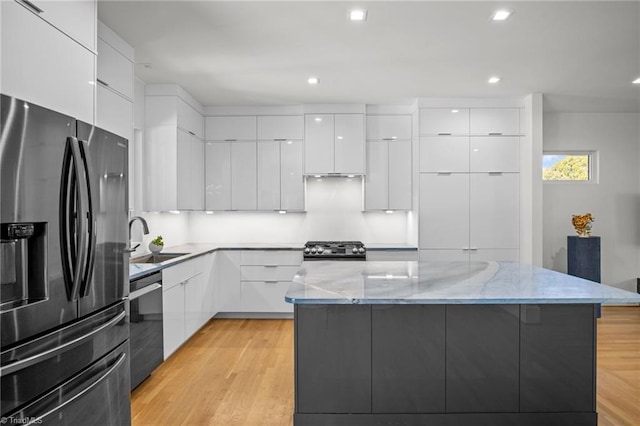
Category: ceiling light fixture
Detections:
[
  {"x1": 307, "y1": 76, "x2": 319, "y2": 85},
  {"x1": 633, "y1": 77, "x2": 640, "y2": 84},
  {"x1": 350, "y1": 9, "x2": 367, "y2": 21},
  {"x1": 488, "y1": 76, "x2": 501, "y2": 84},
  {"x1": 451, "y1": 109, "x2": 459, "y2": 113},
  {"x1": 491, "y1": 10, "x2": 512, "y2": 21}
]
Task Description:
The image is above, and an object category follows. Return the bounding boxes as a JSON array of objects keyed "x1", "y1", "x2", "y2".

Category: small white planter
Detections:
[{"x1": 148, "y1": 242, "x2": 163, "y2": 254}]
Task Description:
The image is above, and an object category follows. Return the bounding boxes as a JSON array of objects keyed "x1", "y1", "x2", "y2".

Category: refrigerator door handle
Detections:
[
  {"x1": 59, "y1": 137, "x2": 90, "y2": 301},
  {"x1": 78, "y1": 139, "x2": 96, "y2": 297},
  {"x1": 0, "y1": 310, "x2": 126, "y2": 377}
]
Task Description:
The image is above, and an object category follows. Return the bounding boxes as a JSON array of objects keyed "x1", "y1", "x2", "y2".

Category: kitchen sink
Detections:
[{"x1": 130, "y1": 252, "x2": 188, "y2": 264}]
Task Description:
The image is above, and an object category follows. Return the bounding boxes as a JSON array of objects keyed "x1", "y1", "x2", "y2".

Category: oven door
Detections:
[{"x1": 129, "y1": 272, "x2": 163, "y2": 390}]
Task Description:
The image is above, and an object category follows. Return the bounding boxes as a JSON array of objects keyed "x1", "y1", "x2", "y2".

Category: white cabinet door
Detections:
[
  {"x1": 366, "y1": 115, "x2": 412, "y2": 140},
  {"x1": 304, "y1": 114, "x2": 334, "y2": 174},
  {"x1": 257, "y1": 141, "x2": 280, "y2": 210},
  {"x1": 216, "y1": 251, "x2": 241, "y2": 312},
  {"x1": 388, "y1": 139, "x2": 412, "y2": 210},
  {"x1": 241, "y1": 282, "x2": 293, "y2": 313},
  {"x1": 177, "y1": 98, "x2": 203, "y2": 138},
  {"x1": 2, "y1": 1, "x2": 95, "y2": 124},
  {"x1": 470, "y1": 137, "x2": 520, "y2": 173},
  {"x1": 205, "y1": 142, "x2": 231, "y2": 210},
  {"x1": 470, "y1": 108, "x2": 520, "y2": 135},
  {"x1": 144, "y1": 127, "x2": 178, "y2": 212},
  {"x1": 420, "y1": 108, "x2": 469, "y2": 135},
  {"x1": 21, "y1": 0, "x2": 96, "y2": 51},
  {"x1": 419, "y1": 174, "x2": 469, "y2": 249},
  {"x1": 176, "y1": 129, "x2": 192, "y2": 210},
  {"x1": 206, "y1": 116, "x2": 256, "y2": 141},
  {"x1": 201, "y1": 252, "x2": 217, "y2": 319},
  {"x1": 231, "y1": 141, "x2": 257, "y2": 210},
  {"x1": 96, "y1": 85, "x2": 133, "y2": 141},
  {"x1": 191, "y1": 137, "x2": 205, "y2": 210},
  {"x1": 470, "y1": 173, "x2": 519, "y2": 249},
  {"x1": 334, "y1": 114, "x2": 365, "y2": 174},
  {"x1": 257, "y1": 116, "x2": 303, "y2": 140},
  {"x1": 365, "y1": 141, "x2": 388, "y2": 210},
  {"x1": 184, "y1": 273, "x2": 205, "y2": 337},
  {"x1": 96, "y1": 38, "x2": 133, "y2": 100},
  {"x1": 419, "y1": 137, "x2": 469, "y2": 173},
  {"x1": 469, "y1": 249, "x2": 520, "y2": 262},
  {"x1": 280, "y1": 140, "x2": 304, "y2": 211},
  {"x1": 162, "y1": 282, "x2": 185, "y2": 359},
  {"x1": 419, "y1": 249, "x2": 468, "y2": 262}
]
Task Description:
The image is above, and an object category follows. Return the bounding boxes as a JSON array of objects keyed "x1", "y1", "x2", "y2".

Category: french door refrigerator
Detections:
[{"x1": 0, "y1": 95, "x2": 131, "y2": 425}]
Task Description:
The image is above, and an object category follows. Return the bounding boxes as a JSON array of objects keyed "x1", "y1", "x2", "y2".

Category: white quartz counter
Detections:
[{"x1": 285, "y1": 260, "x2": 640, "y2": 304}]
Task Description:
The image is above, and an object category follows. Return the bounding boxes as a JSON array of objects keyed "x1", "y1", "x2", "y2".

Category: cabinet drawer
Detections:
[
  {"x1": 241, "y1": 281, "x2": 293, "y2": 313},
  {"x1": 163, "y1": 257, "x2": 203, "y2": 288},
  {"x1": 240, "y1": 265, "x2": 300, "y2": 282},
  {"x1": 240, "y1": 250, "x2": 302, "y2": 266},
  {"x1": 420, "y1": 108, "x2": 469, "y2": 135},
  {"x1": 366, "y1": 250, "x2": 418, "y2": 261}
]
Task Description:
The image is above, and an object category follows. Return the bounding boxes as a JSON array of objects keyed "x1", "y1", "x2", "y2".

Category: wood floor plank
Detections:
[{"x1": 132, "y1": 307, "x2": 640, "y2": 425}]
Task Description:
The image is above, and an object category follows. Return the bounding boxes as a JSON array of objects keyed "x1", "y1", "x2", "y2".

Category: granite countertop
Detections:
[{"x1": 285, "y1": 260, "x2": 640, "y2": 305}]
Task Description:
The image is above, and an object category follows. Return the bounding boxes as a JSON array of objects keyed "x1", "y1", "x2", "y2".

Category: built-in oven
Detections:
[{"x1": 128, "y1": 271, "x2": 163, "y2": 390}]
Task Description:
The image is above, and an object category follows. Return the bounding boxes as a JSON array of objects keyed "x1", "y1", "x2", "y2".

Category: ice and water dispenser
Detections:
[{"x1": 0, "y1": 222, "x2": 47, "y2": 309}]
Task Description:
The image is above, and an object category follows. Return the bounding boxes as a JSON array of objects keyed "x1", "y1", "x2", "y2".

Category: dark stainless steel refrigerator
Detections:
[{"x1": 0, "y1": 95, "x2": 131, "y2": 425}]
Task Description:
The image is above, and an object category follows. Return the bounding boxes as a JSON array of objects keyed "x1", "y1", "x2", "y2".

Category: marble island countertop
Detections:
[{"x1": 285, "y1": 260, "x2": 640, "y2": 304}]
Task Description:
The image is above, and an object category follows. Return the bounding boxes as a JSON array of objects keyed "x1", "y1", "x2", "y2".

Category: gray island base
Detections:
[{"x1": 286, "y1": 261, "x2": 640, "y2": 426}]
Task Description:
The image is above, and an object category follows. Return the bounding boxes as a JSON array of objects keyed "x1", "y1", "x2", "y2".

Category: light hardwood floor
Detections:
[{"x1": 132, "y1": 306, "x2": 640, "y2": 426}]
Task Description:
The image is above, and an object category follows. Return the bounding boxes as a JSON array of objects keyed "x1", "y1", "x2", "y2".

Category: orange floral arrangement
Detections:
[{"x1": 572, "y1": 213, "x2": 594, "y2": 237}]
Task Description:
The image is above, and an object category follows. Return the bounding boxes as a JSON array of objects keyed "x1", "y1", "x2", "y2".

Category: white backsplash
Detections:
[
  {"x1": 129, "y1": 212, "x2": 190, "y2": 254},
  {"x1": 145, "y1": 178, "x2": 410, "y2": 245}
]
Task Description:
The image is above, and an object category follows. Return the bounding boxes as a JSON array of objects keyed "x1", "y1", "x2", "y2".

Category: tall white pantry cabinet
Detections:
[{"x1": 419, "y1": 106, "x2": 522, "y2": 262}]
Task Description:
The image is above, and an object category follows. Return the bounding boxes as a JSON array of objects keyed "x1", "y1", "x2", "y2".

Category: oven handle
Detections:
[{"x1": 130, "y1": 283, "x2": 162, "y2": 301}]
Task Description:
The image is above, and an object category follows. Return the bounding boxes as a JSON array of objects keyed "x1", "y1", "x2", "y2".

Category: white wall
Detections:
[
  {"x1": 543, "y1": 112, "x2": 640, "y2": 292},
  {"x1": 187, "y1": 178, "x2": 408, "y2": 244}
]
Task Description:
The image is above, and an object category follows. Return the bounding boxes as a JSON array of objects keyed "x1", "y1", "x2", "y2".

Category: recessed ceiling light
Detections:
[
  {"x1": 633, "y1": 77, "x2": 640, "y2": 84},
  {"x1": 314, "y1": 117, "x2": 322, "y2": 122},
  {"x1": 307, "y1": 76, "x2": 319, "y2": 85},
  {"x1": 488, "y1": 76, "x2": 501, "y2": 84},
  {"x1": 492, "y1": 10, "x2": 512, "y2": 21},
  {"x1": 451, "y1": 109, "x2": 459, "y2": 113},
  {"x1": 350, "y1": 9, "x2": 367, "y2": 21}
]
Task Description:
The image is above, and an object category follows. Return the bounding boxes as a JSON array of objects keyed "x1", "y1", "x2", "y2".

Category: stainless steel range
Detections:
[{"x1": 303, "y1": 241, "x2": 366, "y2": 261}]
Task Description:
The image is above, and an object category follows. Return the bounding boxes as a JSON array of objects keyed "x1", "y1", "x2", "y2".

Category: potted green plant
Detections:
[{"x1": 149, "y1": 235, "x2": 164, "y2": 254}]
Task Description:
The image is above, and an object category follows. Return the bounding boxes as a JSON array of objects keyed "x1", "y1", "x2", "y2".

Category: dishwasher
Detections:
[{"x1": 129, "y1": 271, "x2": 164, "y2": 390}]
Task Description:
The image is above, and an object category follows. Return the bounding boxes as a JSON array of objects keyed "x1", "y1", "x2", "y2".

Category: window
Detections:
[{"x1": 542, "y1": 151, "x2": 598, "y2": 183}]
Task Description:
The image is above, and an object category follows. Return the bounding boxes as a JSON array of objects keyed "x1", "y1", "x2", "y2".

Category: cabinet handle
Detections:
[
  {"x1": 264, "y1": 265, "x2": 278, "y2": 268},
  {"x1": 437, "y1": 171, "x2": 452, "y2": 175},
  {"x1": 188, "y1": 131, "x2": 196, "y2": 136},
  {"x1": 488, "y1": 171, "x2": 503, "y2": 176},
  {"x1": 437, "y1": 133, "x2": 452, "y2": 136},
  {"x1": 20, "y1": 0, "x2": 43, "y2": 14},
  {"x1": 382, "y1": 138, "x2": 398, "y2": 141},
  {"x1": 274, "y1": 138, "x2": 287, "y2": 141},
  {"x1": 462, "y1": 247, "x2": 479, "y2": 251},
  {"x1": 96, "y1": 79, "x2": 109, "y2": 87},
  {"x1": 224, "y1": 139, "x2": 237, "y2": 142},
  {"x1": 488, "y1": 132, "x2": 503, "y2": 136},
  {"x1": 265, "y1": 281, "x2": 278, "y2": 284}
]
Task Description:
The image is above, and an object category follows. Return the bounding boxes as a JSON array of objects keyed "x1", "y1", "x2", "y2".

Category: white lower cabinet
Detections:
[
  {"x1": 161, "y1": 255, "x2": 212, "y2": 359},
  {"x1": 366, "y1": 250, "x2": 418, "y2": 261},
  {"x1": 215, "y1": 250, "x2": 301, "y2": 314}
]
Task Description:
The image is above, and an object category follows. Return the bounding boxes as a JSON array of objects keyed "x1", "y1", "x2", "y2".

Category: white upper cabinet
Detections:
[
  {"x1": 469, "y1": 108, "x2": 520, "y2": 135},
  {"x1": 177, "y1": 98, "x2": 204, "y2": 138},
  {"x1": 470, "y1": 137, "x2": 520, "y2": 172},
  {"x1": 257, "y1": 116, "x2": 303, "y2": 140},
  {"x1": 205, "y1": 142, "x2": 232, "y2": 211},
  {"x1": 305, "y1": 114, "x2": 365, "y2": 175},
  {"x1": 365, "y1": 141, "x2": 388, "y2": 210},
  {"x1": 419, "y1": 137, "x2": 470, "y2": 173},
  {"x1": 96, "y1": 85, "x2": 133, "y2": 140},
  {"x1": 257, "y1": 141, "x2": 280, "y2": 210},
  {"x1": 334, "y1": 114, "x2": 365, "y2": 174},
  {"x1": 206, "y1": 116, "x2": 257, "y2": 141},
  {"x1": 1, "y1": 0, "x2": 95, "y2": 124},
  {"x1": 176, "y1": 130, "x2": 204, "y2": 211},
  {"x1": 366, "y1": 115, "x2": 412, "y2": 140},
  {"x1": 231, "y1": 141, "x2": 257, "y2": 210},
  {"x1": 280, "y1": 140, "x2": 304, "y2": 211},
  {"x1": 96, "y1": 37, "x2": 133, "y2": 100},
  {"x1": 388, "y1": 140, "x2": 412, "y2": 210},
  {"x1": 18, "y1": 0, "x2": 96, "y2": 51},
  {"x1": 304, "y1": 114, "x2": 334, "y2": 174},
  {"x1": 420, "y1": 108, "x2": 469, "y2": 135}
]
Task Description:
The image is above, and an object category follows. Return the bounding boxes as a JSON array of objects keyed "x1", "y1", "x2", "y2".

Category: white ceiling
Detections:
[{"x1": 98, "y1": 1, "x2": 640, "y2": 112}]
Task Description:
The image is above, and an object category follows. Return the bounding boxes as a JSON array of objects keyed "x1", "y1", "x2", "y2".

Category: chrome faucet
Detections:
[{"x1": 127, "y1": 216, "x2": 149, "y2": 253}]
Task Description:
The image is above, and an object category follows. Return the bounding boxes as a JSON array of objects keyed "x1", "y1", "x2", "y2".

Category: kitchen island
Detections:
[{"x1": 285, "y1": 261, "x2": 640, "y2": 426}]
